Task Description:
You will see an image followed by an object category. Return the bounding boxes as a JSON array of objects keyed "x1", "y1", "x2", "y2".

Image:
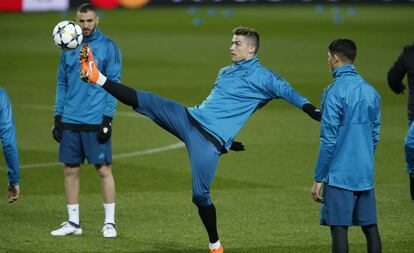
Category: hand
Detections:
[
  {"x1": 311, "y1": 181, "x2": 324, "y2": 203},
  {"x1": 302, "y1": 103, "x2": 321, "y2": 122},
  {"x1": 393, "y1": 83, "x2": 406, "y2": 94},
  {"x1": 230, "y1": 141, "x2": 245, "y2": 152},
  {"x1": 97, "y1": 116, "x2": 112, "y2": 144},
  {"x1": 8, "y1": 185, "x2": 20, "y2": 203},
  {"x1": 52, "y1": 115, "x2": 62, "y2": 143}
]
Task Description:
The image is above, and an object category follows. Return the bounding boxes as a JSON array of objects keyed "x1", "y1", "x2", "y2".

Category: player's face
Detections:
[
  {"x1": 76, "y1": 11, "x2": 99, "y2": 36},
  {"x1": 230, "y1": 35, "x2": 255, "y2": 62}
]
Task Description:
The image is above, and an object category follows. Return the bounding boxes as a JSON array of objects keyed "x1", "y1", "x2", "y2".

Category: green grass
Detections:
[{"x1": 0, "y1": 4, "x2": 414, "y2": 252}]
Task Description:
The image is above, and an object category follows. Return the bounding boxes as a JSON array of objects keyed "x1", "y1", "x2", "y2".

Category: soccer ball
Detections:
[{"x1": 52, "y1": 21, "x2": 83, "y2": 50}]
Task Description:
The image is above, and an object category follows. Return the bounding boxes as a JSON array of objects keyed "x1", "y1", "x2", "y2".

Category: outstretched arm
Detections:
[{"x1": 268, "y1": 73, "x2": 321, "y2": 122}]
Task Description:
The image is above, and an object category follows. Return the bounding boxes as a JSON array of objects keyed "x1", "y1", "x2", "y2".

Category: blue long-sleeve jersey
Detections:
[
  {"x1": 0, "y1": 88, "x2": 19, "y2": 186},
  {"x1": 188, "y1": 55, "x2": 309, "y2": 150},
  {"x1": 54, "y1": 28, "x2": 122, "y2": 124},
  {"x1": 314, "y1": 64, "x2": 381, "y2": 191}
]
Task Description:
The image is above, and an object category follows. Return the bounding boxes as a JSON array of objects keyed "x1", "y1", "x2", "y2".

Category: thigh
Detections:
[
  {"x1": 353, "y1": 189, "x2": 377, "y2": 226},
  {"x1": 59, "y1": 130, "x2": 84, "y2": 164},
  {"x1": 320, "y1": 185, "x2": 354, "y2": 226},
  {"x1": 134, "y1": 91, "x2": 190, "y2": 141},
  {"x1": 80, "y1": 131, "x2": 112, "y2": 165}
]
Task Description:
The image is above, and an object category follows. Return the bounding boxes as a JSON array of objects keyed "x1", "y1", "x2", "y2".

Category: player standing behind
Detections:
[
  {"x1": 311, "y1": 39, "x2": 382, "y2": 253},
  {"x1": 387, "y1": 43, "x2": 414, "y2": 200},
  {"x1": 0, "y1": 87, "x2": 20, "y2": 203},
  {"x1": 50, "y1": 3, "x2": 122, "y2": 238},
  {"x1": 80, "y1": 27, "x2": 321, "y2": 252}
]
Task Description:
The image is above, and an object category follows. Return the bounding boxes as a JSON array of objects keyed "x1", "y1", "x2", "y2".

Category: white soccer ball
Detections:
[{"x1": 52, "y1": 21, "x2": 83, "y2": 50}]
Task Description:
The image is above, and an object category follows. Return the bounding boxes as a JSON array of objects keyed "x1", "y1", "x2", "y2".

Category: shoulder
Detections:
[
  {"x1": 362, "y1": 80, "x2": 381, "y2": 98},
  {"x1": 402, "y1": 44, "x2": 414, "y2": 57},
  {"x1": 101, "y1": 34, "x2": 120, "y2": 49},
  {"x1": 106, "y1": 38, "x2": 120, "y2": 51},
  {"x1": 0, "y1": 87, "x2": 8, "y2": 100},
  {"x1": 404, "y1": 43, "x2": 414, "y2": 51},
  {"x1": 96, "y1": 33, "x2": 121, "y2": 51},
  {"x1": 0, "y1": 87, "x2": 8, "y2": 106}
]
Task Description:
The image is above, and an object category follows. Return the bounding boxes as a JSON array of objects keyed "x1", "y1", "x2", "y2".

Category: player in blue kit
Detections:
[
  {"x1": 0, "y1": 87, "x2": 20, "y2": 203},
  {"x1": 80, "y1": 27, "x2": 321, "y2": 252},
  {"x1": 51, "y1": 3, "x2": 122, "y2": 238},
  {"x1": 311, "y1": 39, "x2": 382, "y2": 253}
]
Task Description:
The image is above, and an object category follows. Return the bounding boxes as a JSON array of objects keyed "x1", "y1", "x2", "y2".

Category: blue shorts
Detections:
[
  {"x1": 320, "y1": 185, "x2": 377, "y2": 226},
  {"x1": 135, "y1": 91, "x2": 221, "y2": 206},
  {"x1": 59, "y1": 130, "x2": 112, "y2": 165}
]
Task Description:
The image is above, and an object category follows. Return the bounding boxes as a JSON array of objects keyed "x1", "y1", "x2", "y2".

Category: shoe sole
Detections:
[
  {"x1": 103, "y1": 234, "x2": 117, "y2": 238},
  {"x1": 51, "y1": 229, "x2": 82, "y2": 236}
]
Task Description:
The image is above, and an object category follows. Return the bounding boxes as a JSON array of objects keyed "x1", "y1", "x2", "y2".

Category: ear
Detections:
[
  {"x1": 248, "y1": 45, "x2": 256, "y2": 55},
  {"x1": 332, "y1": 54, "x2": 340, "y2": 64},
  {"x1": 96, "y1": 15, "x2": 100, "y2": 25}
]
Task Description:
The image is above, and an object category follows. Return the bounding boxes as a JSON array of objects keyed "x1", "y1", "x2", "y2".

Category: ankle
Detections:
[{"x1": 209, "y1": 240, "x2": 221, "y2": 250}]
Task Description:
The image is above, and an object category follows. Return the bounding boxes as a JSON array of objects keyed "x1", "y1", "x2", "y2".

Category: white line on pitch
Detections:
[
  {"x1": 5, "y1": 142, "x2": 185, "y2": 170},
  {"x1": 16, "y1": 104, "x2": 146, "y2": 118}
]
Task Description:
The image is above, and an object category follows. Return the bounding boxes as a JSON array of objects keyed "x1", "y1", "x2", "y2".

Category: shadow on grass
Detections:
[{"x1": 124, "y1": 242, "x2": 332, "y2": 253}]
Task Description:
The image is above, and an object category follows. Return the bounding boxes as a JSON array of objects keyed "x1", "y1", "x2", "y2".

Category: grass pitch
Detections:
[{"x1": 0, "y1": 4, "x2": 413, "y2": 252}]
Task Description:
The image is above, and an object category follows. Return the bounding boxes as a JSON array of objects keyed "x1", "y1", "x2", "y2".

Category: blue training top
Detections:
[
  {"x1": 188, "y1": 55, "x2": 309, "y2": 150},
  {"x1": 314, "y1": 64, "x2": 381, "y2": 191},
  {"x1": 54, "y1": 28, "x2": 122, "y2": 124},
  {"x1": 0, "y1": 87, "x2": 19, "y2": 186}
]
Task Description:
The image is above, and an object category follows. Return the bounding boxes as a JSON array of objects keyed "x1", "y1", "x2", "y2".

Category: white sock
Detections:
[
  {"x1": 67, "y1": 204, "x2": 79, "y2": 225},
  {"x1": 209, "y1": 240, "x2": 221, "y2": 250},
  {"x1": 96, "y1": 72, "x2": 107, "y2": 86},
  {"x1": 103, "y1": 202, "x2": 115, "y2": 224}
]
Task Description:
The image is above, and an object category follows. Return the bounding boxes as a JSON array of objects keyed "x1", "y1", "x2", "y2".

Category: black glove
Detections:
[
  {"x1": 390, "y1": 83, "x2": 406, "y2": 94},
  {"x1": 52, "y1": 115, "x2": 62, "y2": 143},
  {"x1": 230, "y1": 141, "x2": 245, "y2": 152},
  {"x1": 302, "y1": 103, "x2": 321, "y2": 122},
  {"x1": 97, "y1": 116, "x2": 112, "y2": 144}
]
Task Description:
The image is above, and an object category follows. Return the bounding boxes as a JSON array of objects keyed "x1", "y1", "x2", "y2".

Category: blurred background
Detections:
[{"x1": 0, "y1": 0, "x2": 413, "y2": 252}]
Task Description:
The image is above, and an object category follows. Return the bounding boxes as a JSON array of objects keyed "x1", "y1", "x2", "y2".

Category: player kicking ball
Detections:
[{"x1": 80, "y1": 27, "x2": 321, "y2": 252}]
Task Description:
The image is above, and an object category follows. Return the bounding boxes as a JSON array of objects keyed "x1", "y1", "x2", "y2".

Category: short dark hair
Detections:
[
  {"x1": 328, "y1": 39, "x2": 357, "y2": 62},
  {"x1": 233, "y1": 27, "x2": 260, "y2": 54},
  {"x1": 77, "y1": 3, "x2": 97, "y2": 13}
]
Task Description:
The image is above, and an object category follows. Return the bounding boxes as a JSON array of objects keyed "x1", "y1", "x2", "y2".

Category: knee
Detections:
[
  {"x1": 192, "y1": 192, "x2": 212, "y2": 206},
  {"x1": 96, "y1": 164, "x2": 112, "y2": 178}
]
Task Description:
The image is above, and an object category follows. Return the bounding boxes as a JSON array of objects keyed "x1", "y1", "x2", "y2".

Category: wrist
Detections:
[{"x1": 102, "y1": 115, "x2": 112, "y2": 125}]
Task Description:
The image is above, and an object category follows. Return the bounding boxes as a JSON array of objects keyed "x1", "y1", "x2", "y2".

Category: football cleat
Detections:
[
  {"x1": 80, "y1": 44, "x2": 99, "y2": 84},
  {"x1": 102, "y1": 223, "x2": 117, "y2": 238},
  {"x1": 210, "y1": 245, "x2": 223, "y2": 253},
  {"x1": 51, "y1": 221, "x2": 82, "y2": 236}
]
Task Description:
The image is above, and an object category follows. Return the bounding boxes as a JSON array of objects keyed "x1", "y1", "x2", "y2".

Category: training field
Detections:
[{"x1": 0, "y1": 4, "x2": 413, "y2": 252}]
